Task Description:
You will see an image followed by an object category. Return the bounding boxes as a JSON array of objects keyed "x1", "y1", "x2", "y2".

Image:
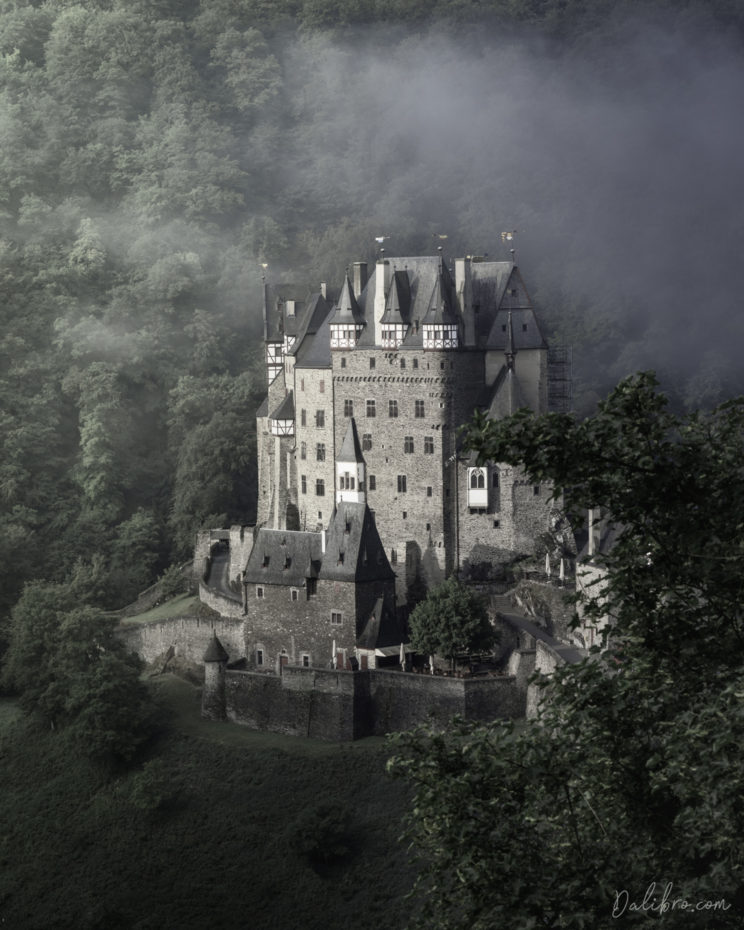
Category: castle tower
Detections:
[
  {"x1": 336, "y1": 418, "x2": 366, "y2": 505},
  {"x1": 202, "y1": 632, "x2": 229, "y2": 720}
]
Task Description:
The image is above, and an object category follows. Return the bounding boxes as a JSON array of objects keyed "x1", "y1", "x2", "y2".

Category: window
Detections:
[
  {"x1": 362, "y1": 433, "x2": 372, "y2": 451},
  {"x1": 301, "y1": 475, "x2": 307, "y2": 494},
  {"x1": 413, "y1": 358, "x2": 419, "y2": 369},
  {"x1": 300, "y1": 441, "x2": 306, "y2": 460},
  {"x1": 427, "y1": 486, "x2": 433, "y2": 497},
  {"x1": 340, "y1": 357, "x2": 346, "y2": 368},
  {"x1": 415, "y1": 400, "x2": 425, "y2": 418},
  {"x1": 366, "y1": 399, "x2": 376, "y2": 417},
  {"x1": 256, "y1": 586, "x2": 264, "y2": 599},
  {"x1": 331, "y1": 611, "x2": 343, "y2": 625},
  {"x1": 523, "y1": 324, "x2": 528, "y2": 332},
  {"x1": 319, "y1": 379, "x2": 325, "y2": 393},
  {"x1": 389, "y1": 399, "x2": 398, "y2": 418},
  {"x1": 493, "y1": 519, "x2": 500, "y2": 528},
  {"x1": 470, "y1": 469, "x2": 485, "y2": 489},
  {"x1": 301, "y1": 409, "x2": 306, "y2": 426},
  {"x1": 424, "y1": 436, "x2": 434, "y2": 454},
  {"x1": 291, "y1": 588, "x2": 299, "y2": 601},
  {"x1": 344, "y1": 399, "x2": 353, "y2": 417},
  {"x1": 533, "y1": 485, "x2": 540, "y2": 496},
  {"x1": 369, "y1": 475, "x2": 376, "y2": 490},
  {"x1": 426, "y1": 522, "x2": 430, "y2": 530},
  {"x1": 315, "y1": 410, "x2": 325, "y2": 428},
  {"x1": 402, "y1": 511, "x2": 407, "y2": 519},
  {"x1": 307, "y1": 578, "x2": 317, "y2": 596},
  {"x1": 369, "y1": 357, "x2": 375, "y2": 369},
  {"x1": 397, "y1": 475, "x2": 407, "y2": 493},
  {"x1": 302, "y1": 654, "x2": 310, "y2": 667},
  {"x1": 316, "y1": 443, "x2": 326, "y2": 461},
  {"x1": 301, "y1": 378, "x2": 305, "y2": 392},
  {"x1": 256, "y1": 648, "x2": 264, "y2": 666},
  {"x1": 404, "y1": 436, "x2": 414, "y2": 453},
  {"x1": 400, "y1": 358, "x2": 406, "y2": 369},
  {"x1": 316, "y1": 479, "x2": 325, "y2": 496},
  {"x1": 391, "y1": 549, "x2": 397, "y2": 564}
]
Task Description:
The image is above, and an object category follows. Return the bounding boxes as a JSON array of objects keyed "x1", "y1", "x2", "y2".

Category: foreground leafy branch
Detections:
[{"x1": 389, "y1": 373, "x2": 744, "y2": 928}]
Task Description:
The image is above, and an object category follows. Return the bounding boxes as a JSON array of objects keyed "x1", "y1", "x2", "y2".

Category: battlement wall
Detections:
[{"x1": 118, "y1": 614, "x2": 244, "y2": 665}]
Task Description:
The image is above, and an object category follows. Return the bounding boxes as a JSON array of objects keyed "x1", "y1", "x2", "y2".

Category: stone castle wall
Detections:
[
  {"x1": 218, "y1": 664, "x2": 524, "y2": 741},
  {"x1": 118, "y1": 613, "x2": 245, "y2": 665}
]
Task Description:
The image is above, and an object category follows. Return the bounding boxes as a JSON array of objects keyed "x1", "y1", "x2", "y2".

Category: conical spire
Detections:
[
  {"x1": 337, "y1": 418, "x2": 365, "y2": 464},
  {"x1": 204, "y1": 631, "x2": 229, "y2": 663},
  {"x1": 331, "y1": 274, "x2": 365, "y2": 324}
]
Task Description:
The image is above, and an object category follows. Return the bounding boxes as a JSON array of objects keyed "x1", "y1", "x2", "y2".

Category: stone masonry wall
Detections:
[
  {"x1": 219, "y1": 665, "x2": 523, "y2": 740},
  {"x1": 118, "y1": 614, "x2": 245, "y2": 665}
]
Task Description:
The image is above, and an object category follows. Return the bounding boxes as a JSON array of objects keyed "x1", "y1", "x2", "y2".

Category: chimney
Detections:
[
  {"x1": 374, "y1": 259, "x2": 389, "y2": 347},
  {"x1": 352, "y1": 262, "x2": 368, "y2": 298},
  {"x1": 320, "y1": 282, "x2": 327, "y2": 299}
]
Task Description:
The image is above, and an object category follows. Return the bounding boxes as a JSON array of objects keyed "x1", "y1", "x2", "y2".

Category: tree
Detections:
[
  {"x1": 408, "y1": 577, "x2": 495, "y2": 670},
  {"x1": 2, "y1": 580, "x2": 153, "y2": 762},
  {"x1": 388, "y1": 373, "x2": 744, "y2": 929}
]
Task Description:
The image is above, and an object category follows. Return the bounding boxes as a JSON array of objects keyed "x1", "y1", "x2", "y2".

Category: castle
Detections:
[{"x1": 194, "y1": 249, "x2": 573, "y2": 675}]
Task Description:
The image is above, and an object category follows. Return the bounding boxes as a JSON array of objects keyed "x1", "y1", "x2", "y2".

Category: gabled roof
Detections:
[
  {"x1": 319, "y1": 502, "x2": 395, "y2": 583},
  {"x1": 337, "y1": 418, "x2": 364, "y2": 464},
  {"x1": 269, "y1": 390, "x2": 294, "y2": 421},
  {"x1": 289, "y1": 292, "x2": 332, "y2": 356},
  {"x1": 485, "y1": 267, "x2": 547, "y2": 350},
  {"x1": 487, "y1": 365, "x2": 531, "y2": 420},
  {"x1": 244, "y1": 529, "x2": 323, "y2": 586},
  {"x1": 263, "y1": 282, "x2": 307, "y2": 343},
  {"x1": 329, "y1": 275, "x2": 365, "y2": 326}
]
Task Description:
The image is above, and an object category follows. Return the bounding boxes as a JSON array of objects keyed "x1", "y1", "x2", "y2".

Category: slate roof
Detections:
[
  {"x1": 356, "y1": 596, "x2": 407, "y2": 650},
  {"x1": 319, "y1": 502, "x2": 395, "y2": 583},
  {"x1": 256, "y1": 396, "x2": 269, "y2": 417},
  {"x1": 422, "y1": 265, "x2": 459, "y2": 326},
  {"x1": 380, "y1": 271, "x2": 412, "y2": 324},
  {"x1": 244, "y1": 529, "x2": 323, "y2": 586},
  {"x1": 263, "y1": 283, "x2": 308, "y2": 342},
  {"x1": 337, "y1": 418, "x2": 364, "y2": 464},
  {"x1": 293, "y1": 314, "x2": 332, "y2": 369},
  {"x1": 204, "y1": 632, "x2": 229, "y2": 663},
  {"x1": 269, "y1": 390, "x2": 294, "y2": 421},
  {"x1": 329, "y1": 275, "x2": 365, "y2": 325}
]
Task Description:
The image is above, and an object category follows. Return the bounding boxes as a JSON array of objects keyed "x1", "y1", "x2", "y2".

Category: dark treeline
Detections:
[{"x1": 1, "y1": 0, "x2": 743, "y2": 629}]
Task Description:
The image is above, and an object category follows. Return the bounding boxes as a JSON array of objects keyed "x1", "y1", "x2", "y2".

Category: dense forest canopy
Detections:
[{"x1": 1, "y1": 0, "x2": 743, "y2": 628}]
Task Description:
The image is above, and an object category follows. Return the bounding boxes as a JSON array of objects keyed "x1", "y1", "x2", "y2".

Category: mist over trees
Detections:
[{"x1": 1, "y1": 0, "x2": 743, "y2": 631}]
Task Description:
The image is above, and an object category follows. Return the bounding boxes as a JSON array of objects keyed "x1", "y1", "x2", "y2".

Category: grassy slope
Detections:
[{"x1": 0, "y1": 678, "x2": 416, "y2": 930}]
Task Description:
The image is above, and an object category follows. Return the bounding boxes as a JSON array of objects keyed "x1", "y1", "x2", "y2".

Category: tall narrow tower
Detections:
[{"x1": 336, "y1": 418, "x2": 366, "y2": 505}]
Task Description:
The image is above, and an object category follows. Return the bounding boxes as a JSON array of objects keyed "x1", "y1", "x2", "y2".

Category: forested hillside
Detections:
[{"x1": 2, "y1": 0, "x2": 743, "y2": 629}]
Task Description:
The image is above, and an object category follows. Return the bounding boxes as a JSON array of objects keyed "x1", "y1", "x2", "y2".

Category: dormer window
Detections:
[
  {"x1": 467, "y1": 467, "x2": 488, "y2": 509},
  {"x1": 423, "y1": 324, "x2": 458, "y2": 349},
  {"x1": 381, "y1": 324, "x2": 407, "y2": 349}
]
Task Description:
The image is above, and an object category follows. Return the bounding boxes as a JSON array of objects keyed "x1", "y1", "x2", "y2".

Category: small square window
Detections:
[
  {"x1": 256, "y1": 586, "x2": 264, "y2": 599},
  {"x1": 493, "y1": 519, "x2": 500, "y2": 528},
  {"x1": 424, "y1": 437, "x2": 434, "y2": 454},
  {"x1": 400, "y1": 358, "x2": 406, "y2": 369},
  {"x1": 426, "y1": 522, "x2": 430, "y2": 530},
  {"x1": 316, "y1": 479, "x2": 325, "y2": 496},
  {"x1": 315, "y1": 410, "x2": 325, "y2": 428},
  {"x1": 344, "y1": 399, "x2": 353, "y2": 417},
  {"x1": 291, "y1": 588, "x2": 299, "y2": 601},
  {"x1": 402, "y1": 511, "x2": 407, "y2": 519},
  {"x1": 369, "y1": 475, "x2": 376, "y2": 490},
  {"x1": 369, "y1": 357, "x2": 376, "y2": 369},
  {"x1": 413, "y1": 358, "x2": 419, "y2": 369},
  {"x1": 316, "y1": 443, "x2": 326, "y2": 461},
  {"x1": 404, "y1": 436, "x2": 414, "y2": 453},
  {"x1": 302, "y1": 654, "x2": 310, "y2": 667},
  {"x1": 362, "y1": 433, "x2": 372, "y2": 451},
  {"x1": 415, "y1": 400, "x2": 425, "y2": 418},
  {"x1": 340, "y1": 357, "x2": 346, "y2": 368},
  {"x1": 389, "y1": 399, "x2": 398, "y2": 418},
  {"x1": 427, "y1": 486, "x2": 432, "y2": 497},
  {"x1": 367, "y1": 399, "x2": 376, "y2": 417},
  {"x1": 533, "y1": 485, "x2": 540, "y2": 496},
  {"x1": 331, "y1": 611, "x2": 343, "y2": 625},
  {"x1": 397, "y1": 475, "x2": 407, "y2": 493},
  {"x1": 523, "y1": 324, "x2": 528, "y2": 332}
]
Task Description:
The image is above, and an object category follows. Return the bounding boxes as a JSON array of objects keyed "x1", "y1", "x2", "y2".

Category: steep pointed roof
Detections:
[
  {"x1": 486, "y1": 266, "x2": 547, "y2": 350},
  {"x1": 269, "y1": 390, "x2": 294, "y2": 421},
  {"x1": 380, "y1": 270, "x2": 412, "y2": 324},
  {"x1": 337, "y1": 418, "x2": 364, "y2": 464},
  {"x1": 422, "y1": 266, "x2": 458, "y2": 325},
  {"x1": 329, "y1": 275, "x2": 365, "y2": 325},
  {"x1": 204, "y1": 632, "x2": 229, "y2": 663},
  {"x1": 356, "y1": 596, "x2": 407, "y2": 650},
  {"x1": 319, "y1": 502, "x2": 395, "y2": 583}
]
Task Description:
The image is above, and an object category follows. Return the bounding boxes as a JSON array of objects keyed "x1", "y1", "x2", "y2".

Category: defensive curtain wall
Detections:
[{"x1": 205, "y1": 664, "x2": 526, "y2": 741}]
